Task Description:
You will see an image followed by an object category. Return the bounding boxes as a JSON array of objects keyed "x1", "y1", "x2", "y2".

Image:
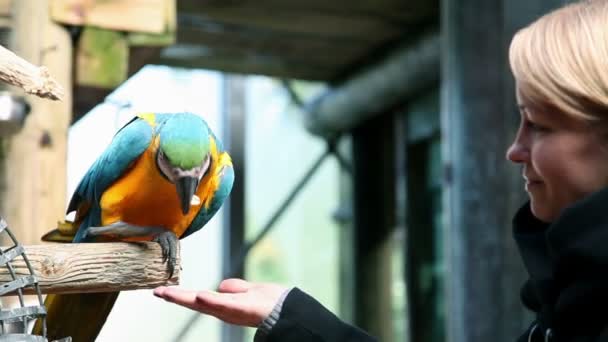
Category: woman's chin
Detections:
[{"x1": 529, "y1": 201, "x2": 555, "y2": 223}]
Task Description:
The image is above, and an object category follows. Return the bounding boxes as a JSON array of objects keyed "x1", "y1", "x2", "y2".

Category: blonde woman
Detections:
[
  {"x1": 507, "y1": 0, "x2": 608, "y2": 340},
  {"x1": 155, "y1": 1, "x2": 608, "y2": 341}
]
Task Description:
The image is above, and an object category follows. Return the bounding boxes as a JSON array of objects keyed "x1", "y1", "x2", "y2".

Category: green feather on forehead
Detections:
[{"x1": 159, "y1": 114, "x2": 211, "y2": 170}]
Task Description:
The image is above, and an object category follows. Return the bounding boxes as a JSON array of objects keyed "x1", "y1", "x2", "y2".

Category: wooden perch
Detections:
[
  {"x1": 0, "y1": 44, "x2": 64, "y2": 100},
  {"x1": 0, "y1": 242, "x2": 179, "y2": 295}
]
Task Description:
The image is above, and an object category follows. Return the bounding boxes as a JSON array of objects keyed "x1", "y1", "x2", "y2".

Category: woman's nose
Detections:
[{"x1": 506, "y1": 133, "x2": 529, "y2": 164}]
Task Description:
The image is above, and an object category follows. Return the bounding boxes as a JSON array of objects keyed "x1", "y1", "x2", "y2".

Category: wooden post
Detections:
[
  {"x1": 440, "y1": 0, "x2": 568, "y2": 341},
  {"x1": 0, "y1": 242, "x2": 180, "y2": 295},
  {"x1": 1, "y1": 0, "x2": 72, "y2": 246},
  {"x1": 351, "y1": 112, "x2": 395, "y2": 342}
]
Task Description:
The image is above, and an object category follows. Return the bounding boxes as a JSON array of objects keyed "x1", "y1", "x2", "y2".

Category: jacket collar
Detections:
[
  {"x1": 513, "y1": 186, "x2": 608, "y2": 336},
  {"x1": 514, "y1": 186, "x2": 608, "y2": 277}
]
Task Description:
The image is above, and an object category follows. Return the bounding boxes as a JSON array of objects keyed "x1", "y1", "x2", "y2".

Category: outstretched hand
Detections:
[{"x1": 153, "y1": 278, "x2": 289, "y2": 327}]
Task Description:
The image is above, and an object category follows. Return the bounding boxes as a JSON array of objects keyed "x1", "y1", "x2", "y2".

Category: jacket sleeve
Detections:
[{"x1": 255, "y1": 287, "x2": 377, "y2": 342}]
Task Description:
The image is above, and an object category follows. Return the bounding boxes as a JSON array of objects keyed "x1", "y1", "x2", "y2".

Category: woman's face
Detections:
[{"x1": 506, "y1": 88, "x2": 608, "y2": 222}]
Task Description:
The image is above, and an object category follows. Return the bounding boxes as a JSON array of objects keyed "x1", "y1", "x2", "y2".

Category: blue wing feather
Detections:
[
  {"x1": 70, "y1": 117, "x2": 154, "y2": 242},
  {"x1": 180, "y1": 163, "x2": 234, "y2": 239}
]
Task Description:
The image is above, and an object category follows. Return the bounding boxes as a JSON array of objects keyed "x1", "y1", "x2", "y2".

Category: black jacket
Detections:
[
  {"x1": 514, "y1": 188, "x2": 608, "y2": 342},
  {"x1": 262, "y1": 288, "x2": 377, "y2": 342}
]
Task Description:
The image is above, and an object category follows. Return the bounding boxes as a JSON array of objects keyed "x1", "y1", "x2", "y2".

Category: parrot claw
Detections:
[
  {"x1": 84, "y1": 221, "x2": 165, "y2": 240},
  {"x1": 153, "y1": 230, "x2": 179, "y2": 278},
  {"x1": 82, "y1": 221, "x2": 178, "y2": 278}
]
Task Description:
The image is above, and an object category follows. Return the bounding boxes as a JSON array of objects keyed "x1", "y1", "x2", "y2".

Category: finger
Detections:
[
  {"x1": 195, "y1": 290, "x2": 235, "y2": 310},
  {"x1": 154, "y1": 287, "x2": 199, "y2": 307},
  {"x1": 218, "y1": 278, "x2": 253, "y2": 293},
  {"x1": 153, "y1": 286, "x2": 168, "y2": 297}
]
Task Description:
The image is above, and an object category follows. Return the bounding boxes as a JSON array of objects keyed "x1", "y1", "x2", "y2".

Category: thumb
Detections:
[{"x1": 218, "y1": 278, "x2": 253, "y2": 293}]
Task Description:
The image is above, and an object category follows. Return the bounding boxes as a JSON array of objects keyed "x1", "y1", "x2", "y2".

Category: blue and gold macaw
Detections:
[{"x1": 33, "y1": 112, "x2": 234, "y2": 341}]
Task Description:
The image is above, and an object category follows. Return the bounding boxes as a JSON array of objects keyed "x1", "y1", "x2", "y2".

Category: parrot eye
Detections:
[
  {"x1": 156, "y1": 150, "x2": 177, "y2": 182},
  {"x1": 200, "y1": 154, "x2": 211, "y2": 180}
]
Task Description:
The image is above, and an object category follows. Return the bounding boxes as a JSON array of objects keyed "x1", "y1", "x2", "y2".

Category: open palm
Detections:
[{"x1": 154, "y1": 278, "x2": 289, "y2": 327}]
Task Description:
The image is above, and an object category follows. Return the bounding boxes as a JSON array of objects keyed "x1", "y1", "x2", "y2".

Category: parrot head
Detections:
[{"x1": 156, "y1": 114, "x2": 212, "y2": 215}]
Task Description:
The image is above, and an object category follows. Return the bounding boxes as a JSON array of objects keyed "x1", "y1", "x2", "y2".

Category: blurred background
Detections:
[{"x1": 0, "y1": 0, "x2": 575, "y2": 341}]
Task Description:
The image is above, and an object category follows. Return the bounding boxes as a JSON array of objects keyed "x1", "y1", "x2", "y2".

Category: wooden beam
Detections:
[
  {"x1": 0, "y1": 242, "x2": 179, "y2": 295},
  {"x1": 127, "y1": 0, "x2": 176, "y2": 46},
  {"x1": 177, "y1": 7, "x2": 405, "y2": 40},
  {"x1": 158, "y1": 44, "x2": 336, "y2": 80},
  {"x1": 178, "y1": 0, "x2": 438, "y2": 23},
  {"x1": 175, "y1": 25, "x2": 371, "y2": 67},
  {"x1": 76, "y1": 26, "x2": 129, "y2": 88},
  {"x1": 0, "y1": 44, "x2": 64, "y2": 100},
  {"x1": 50, "y1": 0, "x2": 170, "y2": 33}
]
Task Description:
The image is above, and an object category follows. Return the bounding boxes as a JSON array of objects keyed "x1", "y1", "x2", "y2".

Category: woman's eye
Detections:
[{"x1": 525, "y1": 120, "x2": 548, "y2": 132}]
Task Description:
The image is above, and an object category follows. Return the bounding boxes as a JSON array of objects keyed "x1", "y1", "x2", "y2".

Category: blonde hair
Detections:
[{"x1": 509, "y1": 0, "x2": 608, "y2": 122}]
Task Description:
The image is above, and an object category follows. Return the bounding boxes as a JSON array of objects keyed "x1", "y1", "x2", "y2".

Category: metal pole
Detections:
[
  {"x1": 304, "y1": 32, "x2": 439, "y2": 138},
  {"x1": 220, "y1": 74, "x2": 247, "y2": 342}
]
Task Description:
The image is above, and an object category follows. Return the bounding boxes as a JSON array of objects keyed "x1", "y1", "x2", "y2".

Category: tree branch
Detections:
[{"x1": 0, "y1": 44, "x2": 64, "y2": 101}]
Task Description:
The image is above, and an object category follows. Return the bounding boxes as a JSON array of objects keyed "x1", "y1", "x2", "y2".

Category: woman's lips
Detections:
[{"x1": 525, "y1": 180, "x2": 542, "y2": 192}]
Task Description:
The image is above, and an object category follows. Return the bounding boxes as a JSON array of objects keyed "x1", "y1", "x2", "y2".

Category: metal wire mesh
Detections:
[{"x1": 0, "y1": 217, "x2": 71, "y2": 342}]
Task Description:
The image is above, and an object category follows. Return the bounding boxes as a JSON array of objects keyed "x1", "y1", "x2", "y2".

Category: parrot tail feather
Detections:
[
  {"x1": 41, "y1": 221, "x2": 78, "y2": 243},
  {"x1": 33, "y1": 292, "x2": 119, "y2": 341}
]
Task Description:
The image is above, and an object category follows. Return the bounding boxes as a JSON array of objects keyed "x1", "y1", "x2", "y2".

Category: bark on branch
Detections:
[
  {"x1": 0, "y1": 242, "x2": 180, "y2": 295},
  {"x1": 0, "y1": 44, "x2": 64, "y2": 100}
]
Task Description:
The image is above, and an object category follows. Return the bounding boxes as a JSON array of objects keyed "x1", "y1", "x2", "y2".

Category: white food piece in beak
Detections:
[{"x1": 191, "y1": 194, "x2": 201, "y2": 206}]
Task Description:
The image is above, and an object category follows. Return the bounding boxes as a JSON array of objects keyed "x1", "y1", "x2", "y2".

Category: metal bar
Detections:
[
  {"x1": 20, "y1": 253, "x2": 46, "y2": 337},
  {"x1": 281, "y1": 79, "x2": 304, "y2": 109},
  {"x1": 327, "y1": 139, "x2": 352, "y2": 174},
  {"x1": 0, "y1": 276, "x2": 36, "y2": 296},
  {"x1": 0, "y1": 219, "x2": 7, "y2": 234},
  {"x1": 0, "y1": 306, "x2": 45, "y2": 324},
  {"x1": 0, "y1": 334, "x2": 47, "y2": 342},
  {"x1": 0, "y1": 244, "x2": 27, "y2": 331},
  {"x1": 220, "y1": 74, "x2": 246, "y2": 342},
  {"x1": 3, "y1": 227, "x2": 19, "y2": 247},
  {"x1": 0, "y1": 218, "x2": 48, "y2": 337},
  {"x1": 0, "y1": 246, "x2": 24, "y2": 267}
]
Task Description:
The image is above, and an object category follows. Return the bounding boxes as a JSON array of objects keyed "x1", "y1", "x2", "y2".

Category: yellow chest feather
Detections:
[{"x1": 99, "y1": 137, "x2": 221, "y2": 239}]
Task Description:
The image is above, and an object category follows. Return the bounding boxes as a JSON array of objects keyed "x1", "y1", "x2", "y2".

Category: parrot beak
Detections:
[{"x1": 176, "y1": 176, "x2": 199, "y2": 215}]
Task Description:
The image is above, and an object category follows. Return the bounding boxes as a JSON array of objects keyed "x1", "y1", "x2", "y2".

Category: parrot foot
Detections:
[
  {"x1": 153, "y1": 230, "x2": 179, "y2": 278},
  {"x1": 86, "y1": 221, "x2": 165, "y2": 239},
  {"x1": 85, "y1": 221, "x2": 178, "y2": 278}
]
